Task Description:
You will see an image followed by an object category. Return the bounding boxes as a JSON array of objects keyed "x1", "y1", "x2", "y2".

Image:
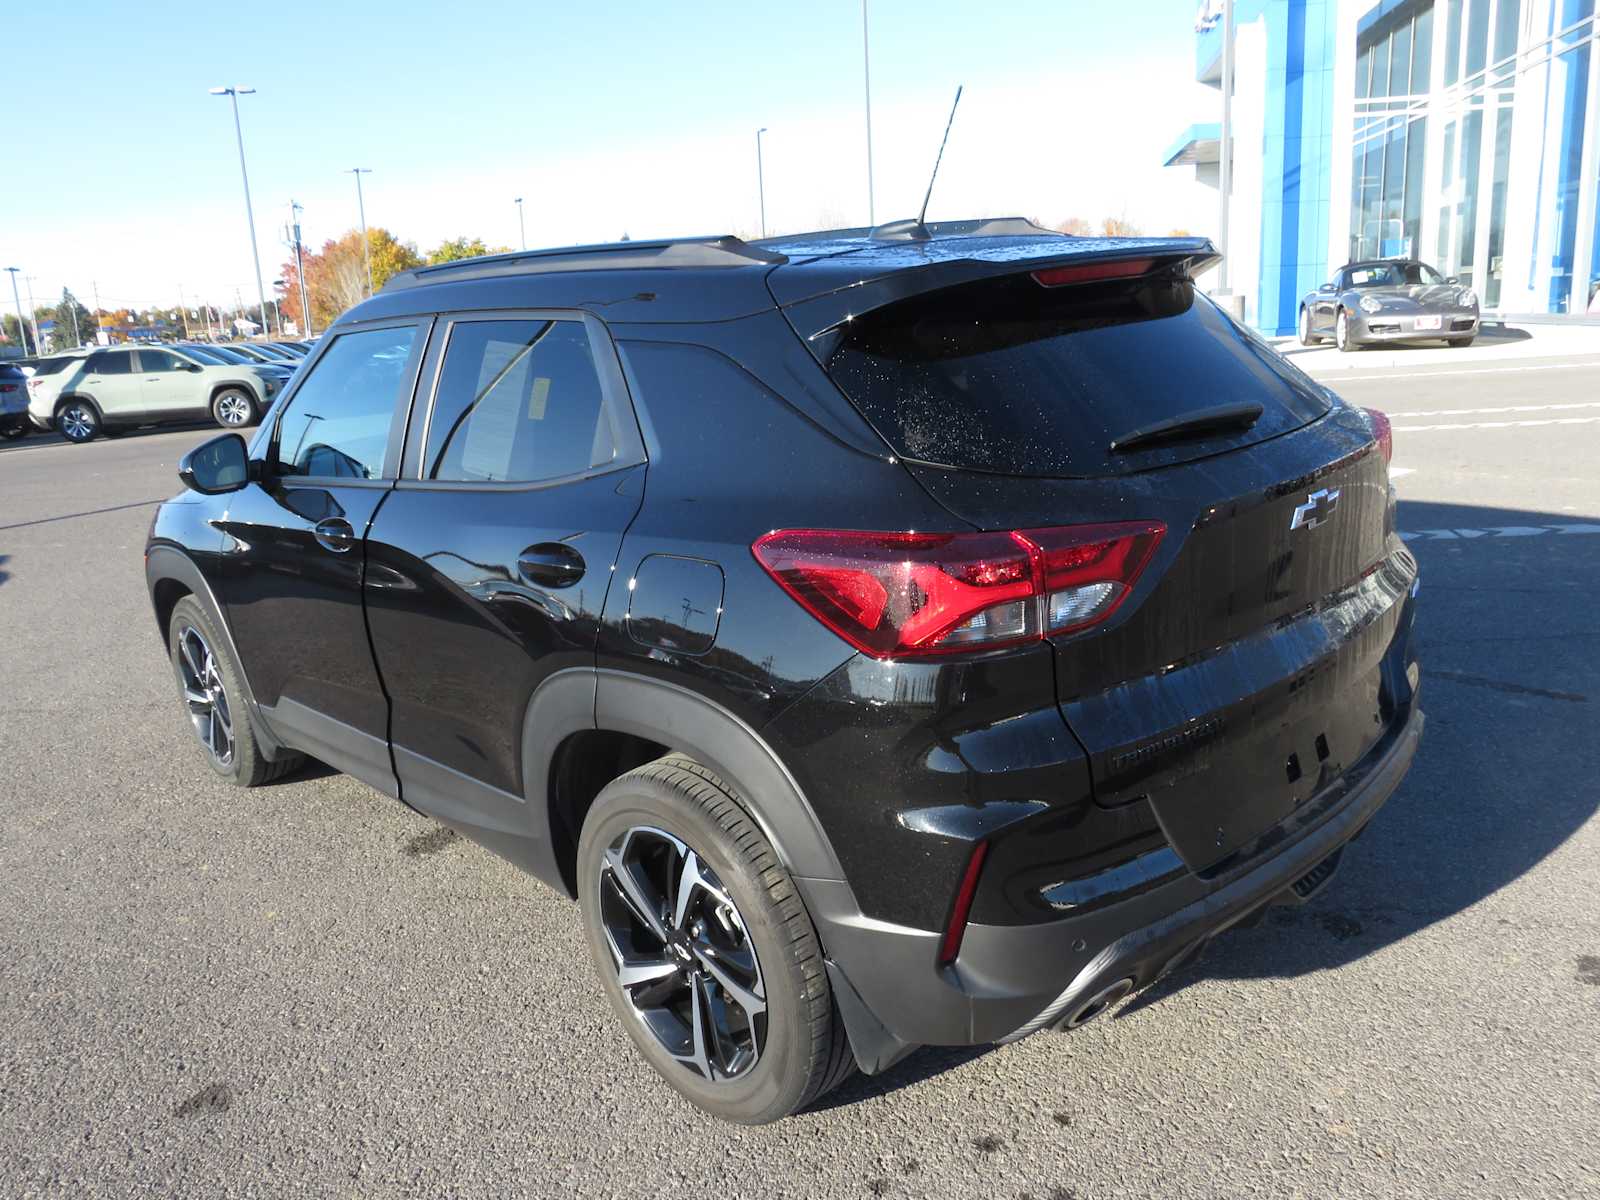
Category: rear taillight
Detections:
[
  {"x1": 752, "y1": 522, "x2": 1164, "y2": 658},
  {"x1": 1364, "y1": 407, "x2": 1393, "y2": 465},
  {"x1": 0, "y1": 383, "x2": 17, "y2": 393},
  {"x1": 1031, "y1": 258, "x2": 1156, "y2": 287},
  {"x1": 938, "y1": 841, "x2": 989, "y2": 967}
]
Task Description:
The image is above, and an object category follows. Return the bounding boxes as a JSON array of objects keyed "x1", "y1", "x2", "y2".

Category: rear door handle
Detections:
[
  {"x1": 518, "y1": 542, "x2": 585, "y2": 588},
  {"x1": 313, "y1": 517, "x2": 355, "y2": 553}
]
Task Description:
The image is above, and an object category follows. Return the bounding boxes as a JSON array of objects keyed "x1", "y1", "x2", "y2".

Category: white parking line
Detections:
[
  {"x1": 1327, "y1": 360, "x2": 1600, "y2": 382},
  {"x1": 1389, "y1": 401, "x2": 1600, "y2": 417},
  {"x1": 1392, "y1": 416, "x2": 1600, "y2": 432},
  {"x1": 1402, "y1": 524, "x2": 1600, "y2": 541}
]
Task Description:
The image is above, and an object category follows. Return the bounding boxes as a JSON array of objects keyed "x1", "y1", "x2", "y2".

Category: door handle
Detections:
[
  {"x1": 518, "y1": 543, "x2": 585, "y2": 588},
  {"x1": 313, "y1": 517, "x2": 355, "y2": 553}
]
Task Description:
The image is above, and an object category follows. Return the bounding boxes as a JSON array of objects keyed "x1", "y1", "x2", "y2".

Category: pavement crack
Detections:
[{"x1": 1428, "y1": 669, "x2": 1587, "y2": 703}]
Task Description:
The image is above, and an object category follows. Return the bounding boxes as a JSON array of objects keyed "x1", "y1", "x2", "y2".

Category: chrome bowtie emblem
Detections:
[{"x1": 1290, "y1": 487, "x2": 1341, "y2": 531}]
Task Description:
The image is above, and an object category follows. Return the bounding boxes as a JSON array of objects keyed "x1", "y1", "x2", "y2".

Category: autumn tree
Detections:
[
  {"x1": 426, "y1": 236, "x2": 511, "y2": 265},
  {"x1": 1101, "y1": 216, "x2": 1144, "y2": 237},
  {"x1": 282, "y1": 228, "x2": 423, "y2": 331},
  {"x1": 1055, "y1": 217, "x2": 1093, "y2": 236}
]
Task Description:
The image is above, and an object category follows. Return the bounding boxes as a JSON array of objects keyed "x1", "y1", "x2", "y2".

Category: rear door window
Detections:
[
  {"x1": 422, "y1": 318, "x2": 612, "y2": 483},
  {"x1": 273, "y1": 324, "x2": 423, "y2": 480},
  {"x1": 825, "y1": 273, "x2": 1330, "y2": 478},
  {"x1": 86, "y1": 350, "x2": 133, "y2": 375}
]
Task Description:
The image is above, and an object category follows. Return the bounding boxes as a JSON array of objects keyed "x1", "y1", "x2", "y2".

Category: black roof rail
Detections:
[{"x1": 381, "y1": 235, "x2": 787, "y2": 292}]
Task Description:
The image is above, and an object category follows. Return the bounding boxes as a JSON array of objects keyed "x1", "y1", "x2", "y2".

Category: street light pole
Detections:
[
  {"x1": 756, "y1": 128, "x2": 768, "y2": 238},
  {"x1": 209, "y1": 86, "x2": 271, "y2": 340},
  {"x1": 1217, "y1": 0, "x2": 1234, "y2": 297},
  {"x1": 5, "y1": 267, "x2": 27, "y2": 354},
  {"x1": 515, "y1": 197, "x2": 526, "y2": 250},
  {"x1": 862, "y1": 0, "x2": 875, "y2": 226},
  {"x1": 347, "y1": 168, "x2": 373, "y2": 296},
  {"x1": 23, "y1": 275, "x2": 41, "y2": 351},
  {"x1": 290, "y1": 200, "x2": 312, "y2": 337}
]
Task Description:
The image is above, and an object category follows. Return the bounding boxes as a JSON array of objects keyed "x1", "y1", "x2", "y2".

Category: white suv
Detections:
[{"x1": 29, "y1": 345, "x2": 286, "y2": 443}]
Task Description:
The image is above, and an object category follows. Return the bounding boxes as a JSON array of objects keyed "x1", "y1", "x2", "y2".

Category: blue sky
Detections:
[{"x1": 5, "y1": 0, "x2": 1215, "y2": 313}]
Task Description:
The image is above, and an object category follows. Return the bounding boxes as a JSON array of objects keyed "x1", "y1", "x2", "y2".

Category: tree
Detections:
[
  {"x1": 425, "y1": 236, "x2": 510, "y2": 265},
  {"x1": 289, "y1": 227, "x2": 423, "y2": 330},
  {"x1": 1, "y1": 314, "x2": 34, "y2": 355},
  {"x1": 48, "y1": 289, "x2": 93, "y2": 348},
  {"x1": 1055, "y1": 217, "x2": 1093, "y2": 236},
  {"x1": 1101, "y1": 216, "x2": 1143, "y2": 237}
]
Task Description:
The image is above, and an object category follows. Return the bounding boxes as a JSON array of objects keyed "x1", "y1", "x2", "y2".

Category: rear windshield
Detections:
[{"x1": 826, "y1": 272, "x2": 1330, "y2": 478}]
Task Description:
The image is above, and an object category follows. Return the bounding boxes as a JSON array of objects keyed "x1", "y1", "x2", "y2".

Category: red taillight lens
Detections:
[
  {"x1": 752, "y1": 522, "x2": 1165, "y2": 658},
  {"x1": 938, "y1": 840, "x2": 989, "y2": 967},
  {"x1": 1364, "y1": 407, "x2": 1393, "y2": 465},
  {"x1": 0, "y1": 383, "x2": 17, "y2": 393},
  {"x1": 1031, "y1": 258, "x2": 1156, "y2": 287}
]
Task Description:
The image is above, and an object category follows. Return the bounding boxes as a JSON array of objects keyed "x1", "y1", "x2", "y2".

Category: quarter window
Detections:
[
  {"x1": 274, "y1": 325, "x2": 421, "y2": 480},
  {"x1": 424, "y1": 318, "x2": 612, "y2": 484}
]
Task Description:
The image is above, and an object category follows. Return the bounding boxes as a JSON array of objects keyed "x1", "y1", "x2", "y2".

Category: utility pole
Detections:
[
  {"x1": 290, "y1": 200, "x2": 312, "y2": 337},
  {"x1": 862, "y1": 0, "x2": 875, "y2": 226},
  {"x1": 64, "y1": 288, "x2": 81, "y2": 347},
  {"x1": 515, "y1": 197, "x2": 526, "y2": 250},
  {"x1": 5, "y1": 268, "x2": 26, "y2": 354},
  {"x1": 347, "y1": 168, "x2": 373, "y2": 295},
  {"x1": 756, "y1": 128, "x2": 769, "y2": 237},
  {"x1": 23, "y1": 275, "x2": 41, "y2": 351},
  {"x1": 92, "y1": 279, "x2": 102, "y2": 343},
  {"x1": 177, "y1": 285, "x2": 193, "y2": 340},
  {"x1": 1217, "y1": 0, "x2": 1234, "y2": 298}
]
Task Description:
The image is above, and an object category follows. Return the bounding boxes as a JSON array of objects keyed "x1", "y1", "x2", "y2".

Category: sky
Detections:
[{"x1": 3, "y1": 0, "x2": 1218, "y2": 317}]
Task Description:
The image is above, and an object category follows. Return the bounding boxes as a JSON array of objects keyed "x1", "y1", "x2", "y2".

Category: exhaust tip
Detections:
[{"x1": 1063, "y1": 977, "x2": 1134, "y2": 1029}]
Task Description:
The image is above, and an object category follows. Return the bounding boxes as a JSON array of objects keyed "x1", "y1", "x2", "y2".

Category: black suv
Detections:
[{"x1": 145, "y1": 219, "x2": 1422, "y2": 1124}]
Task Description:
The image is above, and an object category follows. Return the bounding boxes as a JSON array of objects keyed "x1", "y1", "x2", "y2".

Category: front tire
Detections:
[
  {"x1": 55, "y1": 399, "x2": 101, "y2": 443},
  {"x1": 1335, "y1": 309, "x2": 1360, "y2": 353},
  {"x1": 577, "y1": 755, "x2": 855, "y2": 1124},
  {"x1": 168, "y1": 596, "x2": 303, "y2": 787},
  {"x1": 1298, "y1": 306, "x2": 1322, "y2": 346},
  {"x1": 211, "y1": 388, "x2": 256, "y2": 429}
]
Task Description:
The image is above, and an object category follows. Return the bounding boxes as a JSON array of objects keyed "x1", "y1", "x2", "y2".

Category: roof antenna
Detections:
[{"x1": 917, "y1": 85, "x2": 963, "y2": 228}]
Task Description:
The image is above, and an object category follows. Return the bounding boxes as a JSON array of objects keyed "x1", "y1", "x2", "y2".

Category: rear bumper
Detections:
[{"x1": 809, "y1": 697, "x2": 1423, "y2": 1059}]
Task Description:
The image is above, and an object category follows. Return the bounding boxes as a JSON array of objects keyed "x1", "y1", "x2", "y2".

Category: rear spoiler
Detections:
[{"x1": 772, "y1": 236, "x2": 1220, "y2": 361}]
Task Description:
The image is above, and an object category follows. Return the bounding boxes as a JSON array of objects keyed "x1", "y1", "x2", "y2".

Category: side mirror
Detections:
[
  {"x1": 1445, "y1": 275, "x2": 1460, "y2": 285},
  {"x1": 1319, "y1": 282, "x2": 1337, "y2": 293},
  {"x1": 185, "y1": 362, "x2": 203, "y2": 372},
  {"x1": 179, "y1": 433, "x2": 250, "y2": 495}
]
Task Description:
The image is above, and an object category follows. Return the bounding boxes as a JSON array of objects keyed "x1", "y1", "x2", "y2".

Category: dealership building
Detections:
[{"x1": 1165, "y1": 0, "x2": 1600, "y2": 332}]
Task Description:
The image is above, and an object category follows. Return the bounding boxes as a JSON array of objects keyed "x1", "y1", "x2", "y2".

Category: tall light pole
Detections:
[
  {"x1": 1217, "y1": 0, "x2": 1234, "y2": 298},
  {"x1": 289, "y1": 200, "x2": 312, "y2": 336},
  {"x1": 755, "y1": 128, "x2": 769, "y2": 237},
  {"x1": 23, "y1": 275, "x2": 41, "y2": 351},
  {"x1": 209, "y1": 86, "x2": 271, "y2": 340},
  {"x1": 515, "y1": 197, "x2": 526, "y2": 250},
  {"x1": 347, "y1": 168, "x2": 373, "y2": 295},
  {"x1": 5, "y1": 267, "x2": 27, "y2": 354},
  {"x1": 862, "y1": 0, "x2": 875, "y2": 226}
]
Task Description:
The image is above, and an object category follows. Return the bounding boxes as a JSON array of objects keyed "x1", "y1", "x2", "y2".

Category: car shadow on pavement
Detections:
[
  {"x1": 1120, "y1": 498, "x2": 1597, "y2": 1017},
  {"x1": 808, "y1": 500, "x2": 1598, "y2": 1109}
]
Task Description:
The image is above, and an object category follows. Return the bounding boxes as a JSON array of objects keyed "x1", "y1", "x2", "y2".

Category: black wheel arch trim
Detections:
[{"x1": 144, "y1": 543, "x2": 288, "y2": 760}]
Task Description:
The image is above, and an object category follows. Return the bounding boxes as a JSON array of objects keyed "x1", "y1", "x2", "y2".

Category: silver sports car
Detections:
[{"x1": 1299, "y1": 259, "x2": 1480, "y2": 352}]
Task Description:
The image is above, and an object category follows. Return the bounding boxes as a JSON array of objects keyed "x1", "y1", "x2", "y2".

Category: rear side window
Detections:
[
  {"x1": 274, "y1": 325, "x2": 422, "y2": 480},
  {"x1": 423, "y1": 318, "x2": 611, "y2": 483},
  {"x1": 86, "y1": 351, "x2": 132, "y2": 375},
  {"x1": 34, "y1": 357, "x2": 77, "y2": 376},
  {"x1": 826, "y1": 274, "x2": 1330, "y2": 478}
]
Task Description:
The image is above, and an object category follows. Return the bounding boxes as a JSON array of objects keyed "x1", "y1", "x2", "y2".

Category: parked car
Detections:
[
  {"x1": 226, "y1": 342, "x2": 298, "y2": 365},
  {"x1": 1300, "y1": 258, "x2": 1480, "y2": 351},
  {"x1": 178, "y1": 342, "x2": 294, "y2": 381},
  {"x1": 146, "y1": 220, "x2": 1423, "y2": 1124},
  {"x1": 0, "y1": 363, "x2": 30, "y2": 439},
  {"x1": 29, "y1": 344, "x2": 286, "y2": 442},
  {"x1": 21, "y1": 350, "x2": 92, "y2": 424},
  {"x1": 268, "y1": 341, "x2": 309, "y2": 357}
]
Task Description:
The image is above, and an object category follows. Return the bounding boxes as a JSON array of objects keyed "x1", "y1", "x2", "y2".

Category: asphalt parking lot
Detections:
[{"x1": 2, "y1": 342, "x2": 1598, "y2": 1198}]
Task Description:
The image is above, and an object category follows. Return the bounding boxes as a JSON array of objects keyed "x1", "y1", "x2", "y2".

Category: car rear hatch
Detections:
[{"x1": 791, "y1": 241, "x2": 1416, "y2": 875}]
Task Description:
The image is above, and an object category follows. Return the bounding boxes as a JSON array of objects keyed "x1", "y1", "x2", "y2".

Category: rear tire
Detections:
[
  {"x1": 577, "y1": 754, "x2": 855, "y2": 1124},
  {"x1": 211, "y1": 388, "x2": 256, "y2": 429},
  {"x1": 168, "y1": 595, "x2": 304, "y2": 787},
  {"x1": 1297, "y1": 306, "x2": 1321, "y2": 346},
  {"x1": 55, "y1": 398, "x2": 100, "y2": 443}
]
